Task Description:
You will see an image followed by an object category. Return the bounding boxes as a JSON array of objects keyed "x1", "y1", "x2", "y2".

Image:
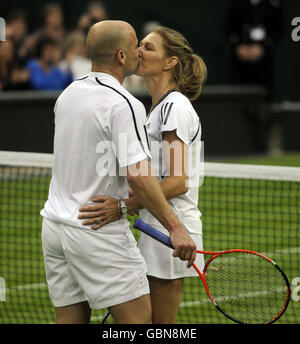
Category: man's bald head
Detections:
[{"x1": 86, "y1": 20, "x2": 136, "y2": 66}]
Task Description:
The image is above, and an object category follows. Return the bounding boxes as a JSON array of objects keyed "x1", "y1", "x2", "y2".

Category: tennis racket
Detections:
[
  {"x1": 101, "y1": 218, "x2": 290, "y2": 324},
  {"x1": 134, "y1": 218, "x2": 291, "y2": 324}
]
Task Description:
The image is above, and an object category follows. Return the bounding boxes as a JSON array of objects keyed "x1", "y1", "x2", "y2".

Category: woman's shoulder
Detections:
[
  {"x1": 163, "y1": 91, "x2": 193, "y2": 108},
  {"x1": 163, "y1": 91, "x2": 196, "y2": 115},
  {"x1": 165, "y1": 90, "x2": 187, "y2": 101}
]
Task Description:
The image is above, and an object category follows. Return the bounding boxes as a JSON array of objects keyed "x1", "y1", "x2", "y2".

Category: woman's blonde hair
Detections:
[{"x1": 153, "y1": 27, "x2": 207, "y2": 101}]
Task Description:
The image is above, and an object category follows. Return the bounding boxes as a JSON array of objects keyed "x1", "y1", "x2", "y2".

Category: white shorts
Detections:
[
  {"x1": 42, "y1": 218, "x2": 149, "y2": 309},
  {"x1": 138, "y1": 223, "x2": 204, "y2": 280}
]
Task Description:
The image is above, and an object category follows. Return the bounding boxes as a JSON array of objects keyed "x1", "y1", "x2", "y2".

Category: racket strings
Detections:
[{"x1": 205, "y1": 252, "x2": 289, "y2": 324}]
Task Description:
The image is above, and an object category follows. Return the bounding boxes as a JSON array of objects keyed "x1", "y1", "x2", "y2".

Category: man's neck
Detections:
[{"x1": 91, "y1": 66, "x2": 124, "y2": 84}]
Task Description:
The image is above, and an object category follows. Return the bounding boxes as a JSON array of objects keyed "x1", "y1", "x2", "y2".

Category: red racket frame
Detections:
[{"x1": 191, "y1": 248, "x2": 291, "y2": 324}]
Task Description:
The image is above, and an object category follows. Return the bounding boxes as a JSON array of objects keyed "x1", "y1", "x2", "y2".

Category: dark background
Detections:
[
  {"x1": 1, "y1": 0, "x2": 299, "y2": 155},
  {"x1": 1, "y1": 0, "x2": 300, "y2": 101}
]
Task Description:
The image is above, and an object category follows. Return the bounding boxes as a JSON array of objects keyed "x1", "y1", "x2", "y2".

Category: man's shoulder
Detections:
[
  {"x1": 100, "y1": 81, "x2": 146, "y2": 113},
  {"x1": 55, "y1": 75, "x2": 146, "y2": 117},
  {"x1": 99, "y1": 79, "x2": 142, "y2": 102}
]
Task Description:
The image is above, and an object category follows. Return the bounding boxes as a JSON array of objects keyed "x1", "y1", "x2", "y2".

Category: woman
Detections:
[
  {"x1": 58, "y1": 31, "x2": 91, "y2": 79},
  {"x1": 79, "y1": 27, "x2": 207, "y2": 323},
  {"x1": 0, "y1": 38, "x2": 29, "y2": 91},
  {"x1": 26, "y1": 35, "x2": 73, "y2": 90}
]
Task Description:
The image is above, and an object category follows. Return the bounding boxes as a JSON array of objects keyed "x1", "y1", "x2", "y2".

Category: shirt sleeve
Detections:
[
  {"x1": 159, "y1": 100, "x2": 197, "y2": 146},
  {"x1": 110, "y1": 98, "x2": 151, "y2": 168}
]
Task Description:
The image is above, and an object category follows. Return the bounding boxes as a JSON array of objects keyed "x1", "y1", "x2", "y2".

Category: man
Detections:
[
  {"x1": 41, "y1": 20, "x2": 196, "y2": 324},
  {"x1": 225, "y1": 0, "x2": 283, "y2": 91},
  {"x1": 225, "y1": 0, "x2": 283, "y2": 153}
]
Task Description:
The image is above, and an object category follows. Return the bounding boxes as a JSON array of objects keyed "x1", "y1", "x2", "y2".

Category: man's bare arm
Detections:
[{"x1": 125, "y1": 159, "x2": 196, "y2": 268}]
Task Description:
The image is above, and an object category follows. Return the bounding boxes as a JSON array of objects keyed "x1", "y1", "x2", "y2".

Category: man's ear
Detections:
[
  {"x1": 164, "y1": 56, "x2": 178, "y2": 71},
  {"x1": 116, "y1": 49, "x2": 126, "y2": 66}
]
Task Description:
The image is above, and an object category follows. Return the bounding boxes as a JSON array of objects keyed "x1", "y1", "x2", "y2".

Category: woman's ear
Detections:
[{"x1": 164, "y1": 56, "x2": 178, "y2": 71}]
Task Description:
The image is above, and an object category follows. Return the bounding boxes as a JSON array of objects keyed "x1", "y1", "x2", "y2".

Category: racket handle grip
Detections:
[{"x1": 133, "y1": 218, "x2": 174, "y2": 249}]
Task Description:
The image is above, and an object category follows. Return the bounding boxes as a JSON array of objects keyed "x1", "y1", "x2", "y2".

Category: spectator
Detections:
[
  {"x1": 0, "y1": 38, "x2": 30, "y2": 91},
  {"x1": 225, "y1": 0, "x2": 283, "y2": 94},
  {"x1": 26, "y1": 35, "x2": 72, "y2": 90},
  {"x1": 5, "y1": 9, "x2": 29, "y2": 64},
  {"x1": 76, "y1": 1, "x2": 108, "y2": 36},
  {"x1": 87, "y1": 1, "x2": 108, "y2": 23},
  {"x1": 41, "y1": 3, "x2": 66, "y2": 46},
  {"x1": 59, "y1": 32, "x2": 91, "y2": 79},
  {"x1": 225, "y1": 0, "x2": 284, "y2": 154},
  {"x1": 20, "y1": 3, "x2": 66, "y2": 61}
]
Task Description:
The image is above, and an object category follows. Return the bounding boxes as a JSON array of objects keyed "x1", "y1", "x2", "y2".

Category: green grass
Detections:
[{"x1": 0, "y1": 156, "x2": 299, "y2": 324}]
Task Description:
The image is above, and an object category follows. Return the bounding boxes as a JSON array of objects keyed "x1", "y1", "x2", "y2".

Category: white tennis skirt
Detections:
[
  {"x1": 42, "y1": 218, "x2": 149, "y2": 309},
  {"x1": 138, "y1": 222, "x2": 204, "y2": 280}
]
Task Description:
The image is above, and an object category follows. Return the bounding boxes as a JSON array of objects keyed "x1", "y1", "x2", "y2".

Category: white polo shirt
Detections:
[
  {"x1": 139, "y1": 90, "x2": 203, "y2": 235},
  {"x1": 41, "y1": 72, "x2": 151, "y2": 233}
]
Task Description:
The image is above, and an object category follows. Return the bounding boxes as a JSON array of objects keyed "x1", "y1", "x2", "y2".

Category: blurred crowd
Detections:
[
  {"x1": 0, "y1": 0, "x2": 283, "y2": 95},
  {"x1": 0, "y1": 2, "x2": 108, "y2": 91}
]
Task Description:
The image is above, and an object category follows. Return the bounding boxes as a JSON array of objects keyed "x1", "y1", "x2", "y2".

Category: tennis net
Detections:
[{"x1": 0, "y1": 151, "x2": 299, "y2": 324}]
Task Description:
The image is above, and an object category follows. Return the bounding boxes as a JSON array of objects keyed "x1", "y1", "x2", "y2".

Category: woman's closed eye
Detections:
[{"x1": 141, "y1": 42, "x2": 154, "y2": 51}]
